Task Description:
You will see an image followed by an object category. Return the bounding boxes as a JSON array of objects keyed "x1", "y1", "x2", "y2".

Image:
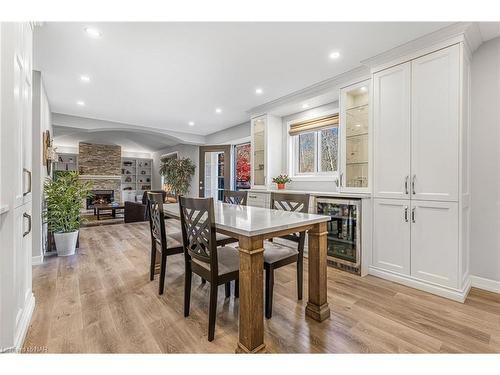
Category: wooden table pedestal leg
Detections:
[
  {"x1": 236, "y1": 236, "x2": 266, "y2": 353},
  {"x1": 306, "y1": 222, "x2": 331, "y2": 321}
]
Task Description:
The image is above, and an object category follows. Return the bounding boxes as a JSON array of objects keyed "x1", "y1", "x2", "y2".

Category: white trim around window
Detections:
[{"x1": 286, "y1": 108, "x2": 340, "y2": 182}]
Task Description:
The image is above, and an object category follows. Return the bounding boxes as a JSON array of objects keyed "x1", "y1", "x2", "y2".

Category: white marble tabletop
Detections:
[{"x1": 164, "y1": 201, "x2": 329, "y2": 237}]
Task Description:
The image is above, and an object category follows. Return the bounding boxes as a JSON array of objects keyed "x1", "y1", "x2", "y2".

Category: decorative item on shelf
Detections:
[
  {"x1": 123, "y1": 161, "x2": 133, "y2": 166},
  {"x1": 126, "y1": 170, "x2": 131, "y2": 174},
  {"x1": 159, "y1": 157, "x2": 196, "y2": 197},
  {"x1": 272, "y1": 174, "x2": 292, "y2": 190},
  {"x1": 123, "y1": 186, "x2": 133, "y2": 191},
  {"x1": 125, "y1": 176, "x2": 132, "y2": 182},
  {"x1": 140, "y1": 170, "x2": 146, "y2": 175},
  {"x1": 44, "y1": 172, "x2": 92, "y2": 256},
  {"x1": 144, "y1": 162, "x2": 149, "y2": 167},
  {"x1": 146, "y1": 177, "x2": 150, "y2": 182},
  {"x1": 43, "y1": 130, "x2": 57, "y2": 175}
]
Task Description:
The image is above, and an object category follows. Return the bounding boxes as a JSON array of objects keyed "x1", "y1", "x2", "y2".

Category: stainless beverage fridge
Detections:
[{"x1": 316, "y1": 197, "x2": 361, "y2": 275}]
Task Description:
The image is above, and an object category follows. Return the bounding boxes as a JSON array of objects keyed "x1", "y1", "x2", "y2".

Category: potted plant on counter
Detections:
[
  {"x1": 44, "y1": 172, "x2": 92, "y2": 256},
  {"x1": 159, "y1": 157, "x2": 196, "y2": 199},
  {"x1": 272, "y1": 174, "x2": 292, "y2": 190}
]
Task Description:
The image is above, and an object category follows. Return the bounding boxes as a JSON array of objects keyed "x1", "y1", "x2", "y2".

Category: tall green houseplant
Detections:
[
  {"x1": 159, "y1": 157, "x2": 196, "y2": 197},
  {"x1": 44, "y1": 172, "x2": 92, "y2": 233}
]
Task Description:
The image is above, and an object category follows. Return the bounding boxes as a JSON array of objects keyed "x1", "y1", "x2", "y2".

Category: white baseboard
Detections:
[
  {"x1": 32, "y1": 255, "x2": 43, "y2": 266},
  {"x1": 369, "y1": 266, "x2": 470, "y2": 302},
  {"x1": 11, "y1": 293, "x2": 35, "y2": 353},
  {"x1": 470, "y1": 275, "x2": 500, "y2": 294}
]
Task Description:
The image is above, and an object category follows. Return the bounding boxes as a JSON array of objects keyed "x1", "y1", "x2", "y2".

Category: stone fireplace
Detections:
[{"x1": 78, "y1": 142, "x2": 122, "y2": 204}]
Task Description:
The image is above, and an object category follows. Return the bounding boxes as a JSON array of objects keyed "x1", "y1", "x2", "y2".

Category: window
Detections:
[{"x1": 289, "y1": 114, "x2": 338, "y2": 178}]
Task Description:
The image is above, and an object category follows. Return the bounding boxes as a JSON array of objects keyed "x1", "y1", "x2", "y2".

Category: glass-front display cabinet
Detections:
[
  {"x1": 339, "y1": 79, "x2": 370, "y2": 192},
  {"x1": 250, "y1": 114, "x2": 283, "y2": 189}
]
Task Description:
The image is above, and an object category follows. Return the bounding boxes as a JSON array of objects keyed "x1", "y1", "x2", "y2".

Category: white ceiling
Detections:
[{"x1": 34, "y1": 22, "x2": 453, "y2": 136}]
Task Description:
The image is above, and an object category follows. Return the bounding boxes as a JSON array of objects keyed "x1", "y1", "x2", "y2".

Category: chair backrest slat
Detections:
[
  {"x1": 147, "y1": 192, "x2": 167, "y2": 252},
  {"x1": 179, "y1": 197, "x2": 218, "y2": 275},
  {"x1": 270, "y1": 192, "x2": 310, "y2": 213},
  {"x1": 222, "y1": 190, "x2": 248, "y2": 206}
]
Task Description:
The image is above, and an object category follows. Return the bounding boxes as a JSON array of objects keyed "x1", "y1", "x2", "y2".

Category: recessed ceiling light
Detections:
[
  {"x1": 76, "y1": 100, "x2": 85, "y2": 106},
  {"x1": 255, "y1": 88, "x2": 263, "y2": 95},
  {"x1": 215, "y1": 108, "x2": 222, "y2": 114},
  {"x1": 329, "y1": 51, "x2": 340, "y2": 60},
  {"x1": 80, "y1": 75, "x2": 90, "y2": 82},
  {"x1": 188, "y1": 121, "x2": 195, "y2": 126},
  {"x1": 84, "y1": 27, "x2": 102, "y2": 38},
  {"x1": 302, "y1": 103, "x2": 309, "y2": 109},
  {"x1": 360, "y1": 86, "x2": 367, "y2": 92}
]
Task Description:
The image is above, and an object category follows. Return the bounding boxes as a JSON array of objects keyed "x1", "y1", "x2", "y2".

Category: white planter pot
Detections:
[{"x1": 54, "y1": 230, "x2": 79, "y2": 256}]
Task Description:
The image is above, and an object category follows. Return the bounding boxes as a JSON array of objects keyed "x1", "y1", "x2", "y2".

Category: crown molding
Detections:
[
  {"x1": 247, "y1": 65, "x2": 369, "y2": 117},
  {"x1": 361, "y1": 22, "x2": 484, "y2": 69}
]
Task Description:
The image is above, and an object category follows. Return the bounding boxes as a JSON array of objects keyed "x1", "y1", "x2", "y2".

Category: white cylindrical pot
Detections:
[{"x1": 54, "y1": 230, "x2": 79, "y2": 256}]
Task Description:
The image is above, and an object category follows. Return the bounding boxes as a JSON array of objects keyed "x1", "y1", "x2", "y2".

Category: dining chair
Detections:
[
  {"x1": 222, "y1": 190, "x2": 248, "y2": 206},
  {"x1": 147, "y1": 192, "x2": 184, "y2": 295},
  {"x1": 179, "y1": 196, "x2": 240, "y2": 341},
  {"x1": 264, "y1": 192, "x2": 310, "y2": 319}
]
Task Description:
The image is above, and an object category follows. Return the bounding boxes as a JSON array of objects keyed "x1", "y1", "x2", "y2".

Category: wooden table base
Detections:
[
  {"x1": 236, "y1": 236, "x2": 266, "y2": 353},
  {"x1": 305, "y1": 222, "x2": 330, "y2": 322}
]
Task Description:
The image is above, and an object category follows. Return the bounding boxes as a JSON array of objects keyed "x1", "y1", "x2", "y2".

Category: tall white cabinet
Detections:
[
  {"x1": 370, "y1": 42, "x2": 471, "y2": 301},
  {"x1": 0, "y1": 22, "x2": 35, "y2": 352}
]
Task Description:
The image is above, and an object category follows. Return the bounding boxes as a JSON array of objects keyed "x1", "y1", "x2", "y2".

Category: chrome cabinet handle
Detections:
[
  {"x1": 23, "y1": 213, "x2": 31, "y2": 237},
  {"x1": 412, "y1": 175, "x2": 416, "y2": 195},
  {"x1": 404, "y1": 176, "x2": 409, "y2": 195},
  {"x1": 23, "y1": 168, "x2": 32, "y2": 196},
  {"x1": 339, "y1": 172, "x2": 344, "y2": 187},
  {"x1": 404, "y1": 206, "x2": 409, "y2": 222},
  {"x1": 411, "y1": 207, "x2": 416, "y2": 223}
]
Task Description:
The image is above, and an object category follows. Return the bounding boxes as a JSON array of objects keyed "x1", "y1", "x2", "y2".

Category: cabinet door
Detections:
[
  {"x1": 372, "y1": 199, "x2": 411, "y2": 275},
  {"x1": 251, "y1": 116, "x2": 266, "y2": 187},
  {"x1": 410, "y1": 200, "x2": 458, "y2": 288},
  {"x1": 373, "y1": 63, "x2": 411, "y2": 199},
  {"x1": 339, "y1": 80, "x2": 370, "y2": 192},
  {"x1": 13, "y1": 203, "x2": 33, "y2": 339},
  {"x1": 411, "y1": 45, "x2": 459, "y2": 202}
]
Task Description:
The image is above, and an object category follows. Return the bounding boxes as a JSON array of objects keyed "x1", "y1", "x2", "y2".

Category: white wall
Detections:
[
  {"x1": 281, "y1": 101, "x2": 339, "y2": 192},
  {"x1": 470, "y1": 36, "x2": 500, "y2": 282},
  {"x1": 205, "y1": 121, "x2": 250, "y2": 145},
  {"x1": 152, "y1": 144, "x2": 200, "y2": 197},
  {"x1": 31, "y1": 71, "x2": 52, "y2": 264}
]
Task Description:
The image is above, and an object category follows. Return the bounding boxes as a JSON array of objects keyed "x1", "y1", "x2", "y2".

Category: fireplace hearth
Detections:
[{"x1": 87, "y1": 190, "x2": 114, "y2": 209}]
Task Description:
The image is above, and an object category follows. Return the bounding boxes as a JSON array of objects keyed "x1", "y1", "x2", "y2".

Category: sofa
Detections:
[{"x1": 124, "y1": 190, "x2": 167, "y2": 223}]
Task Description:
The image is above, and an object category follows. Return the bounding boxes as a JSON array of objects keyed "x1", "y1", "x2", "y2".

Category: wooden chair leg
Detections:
[
  {"x1": 234, "y1": 279, "x2": 239, "y2": 298},
  {"x1": 149, "y1": 244, "x2": 156, "y2": 281},
  {"x1": 201, "y1": 278, "x2": 207, "y2": 284},
  {"x1": 208, "y1": 282, "x2": 218, "y2": 341},
  {"x1": 225, "y1": 282, "x2": 231, "y2": 298},
  {"x1": 184, "y1": 266, "x2": 192, "y2": 317},
  {"x1": 158, "y1": 251, "x2": 167, "y2": 295},
  {"x1": 297, "y1": 258, "x2": 303, "y2": 300},
  {"x1": 265, "y1": 267, "x2": 274, "y2": 319}
]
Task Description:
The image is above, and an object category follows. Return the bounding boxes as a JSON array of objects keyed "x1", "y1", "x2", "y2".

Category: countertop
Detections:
[
  {"x1": 247, "y1": 188, "x2": 371, "y2": 199},
  {"x1": 164, "y1": 201, "x2": 329, "y2": 237}
]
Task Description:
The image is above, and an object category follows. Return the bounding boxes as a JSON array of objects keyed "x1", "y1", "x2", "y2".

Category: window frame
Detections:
[{"x1": 287, "y1": 110, "x2": 339, "y2": 182}]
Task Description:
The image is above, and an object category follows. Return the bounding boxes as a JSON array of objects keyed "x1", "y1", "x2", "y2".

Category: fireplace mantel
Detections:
[{"x1": 79, "y1": 175, "x2": 121, "y2": 180}]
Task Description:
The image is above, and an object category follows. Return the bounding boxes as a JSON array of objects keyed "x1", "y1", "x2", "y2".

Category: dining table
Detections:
[{"x1": 163, "y1": 201, "x2": 331, "y2": 353}]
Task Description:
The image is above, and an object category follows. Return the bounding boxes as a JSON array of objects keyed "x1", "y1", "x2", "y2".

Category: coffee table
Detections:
[{"x1": 93, "y1": 204, "x2": 125, "y2": 220}]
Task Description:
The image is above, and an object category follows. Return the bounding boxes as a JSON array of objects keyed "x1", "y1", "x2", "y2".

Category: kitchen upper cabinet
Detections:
[
  {"x1": 372, "y1": 199, "x2": 411, "y2": 275},
  {"x1": 339, "y1": 80, "x2": 370, "y2": 192},
  {"x1": 373, "y1": 63, "x2": 411, "y2": 199},
  {"x1": 250, "y1": 114, "x2": 282, "y2": 189},
  {"x1": 410, "y1": 200, "x2": 459, "y2": 288},
  {"x1": 411, "y1": 45, "x2": 459, "y2": 202}
]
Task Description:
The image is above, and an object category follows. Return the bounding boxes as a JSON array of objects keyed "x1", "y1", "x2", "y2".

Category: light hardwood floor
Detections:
[{"x1": 23, "y1": 221, "x2": 500, "y2": 353}]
